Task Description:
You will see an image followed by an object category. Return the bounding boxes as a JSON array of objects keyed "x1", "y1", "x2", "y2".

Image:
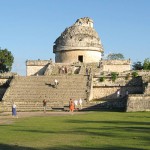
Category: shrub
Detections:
[
  {"x1": 111, "y1": 72, "x2": 118, "y2": 82},
  {"x1": 99, "y1": 76, "x2": 105, "y2": 82},
  {"x1": 132, "y1": 71, "x2": 138, "y2": 78}
]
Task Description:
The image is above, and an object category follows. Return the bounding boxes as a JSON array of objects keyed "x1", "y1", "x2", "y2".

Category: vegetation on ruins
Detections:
[
  {"x1": 125, "y1": 73, "x2": 131, "y2": 80},
  {"x1": 99, "y1": 76, "x2": 105, "y2": 82},
  {"x1": 107, "y1": 53, "x2": 124, "y2": 60},
  {"x1": 132, "y1": 71, "x2": 139, "y2": 78},
  {"x1": 111, "y1": 72, "x2": 118, "y2": 82},
  {"x1": 0, "y1": 112, "x2": 149, "y2": 150},
  {"x1": 0, "y1": 48, "x2": 14, "y2": 73},
  {"x1": 132, "y1": 58, "x2": 150, "y2": 70}
]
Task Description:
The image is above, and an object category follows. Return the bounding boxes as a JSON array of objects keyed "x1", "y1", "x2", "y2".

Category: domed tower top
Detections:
[
  {"x1": 53, "y1": 17, "x2": 104, "y2": 63},
  {"x1": 74, "y1": 17, "x2": 94, "y2": 28}
]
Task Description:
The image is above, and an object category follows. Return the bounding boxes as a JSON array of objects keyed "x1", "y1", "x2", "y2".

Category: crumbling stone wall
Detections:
[
  {"x1": 93, "y1": 86, "x2": 143, "y2": 100},
  {"x1": 102, "y1": 60, "x2": 131, "y2": 72},
  {"x1": 26, "y1": 60, "x2": 51, "y2": 76},
  {"x1": 126, "y1": 95, "x2": 150, "y2": 112},
  {"x1": 92, "y1": 76, "x2": 143, "y2": 100}
]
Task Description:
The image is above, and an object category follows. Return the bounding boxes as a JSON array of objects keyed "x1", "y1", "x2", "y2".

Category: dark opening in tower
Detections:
[{"x1": 78, "y1": 55, "x2": 83, "y2": 62}]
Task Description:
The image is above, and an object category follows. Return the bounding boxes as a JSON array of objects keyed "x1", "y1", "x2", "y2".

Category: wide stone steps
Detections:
[
  {"x1": 2, "y1": 75, "x2": 89, "y2": 111},
  {"x1": 4, "y1": 95, "x2": 87, "y2": 100}
]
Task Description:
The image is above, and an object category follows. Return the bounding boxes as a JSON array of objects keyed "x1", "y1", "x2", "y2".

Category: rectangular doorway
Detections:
[{"x1": 78, "y1": 55, "x2": 83, "y2": 62}]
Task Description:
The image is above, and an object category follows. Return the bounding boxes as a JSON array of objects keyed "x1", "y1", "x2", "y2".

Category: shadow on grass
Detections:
[
  {"x1": 0, "y1": 144, "x2": 36, "y2": 150},
  {"x1": 65, "y1": 119, "x2": 150, "y2": 126},
  {"x1": 0, "y1": 144, "x2": 147, "y2": 150}
]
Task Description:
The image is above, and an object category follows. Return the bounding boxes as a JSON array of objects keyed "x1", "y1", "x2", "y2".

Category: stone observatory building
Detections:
[
  {"x1": 53, "y1": 17, "x2": 104, "y2": 63},
  {"x1": 2, "y1": 17, "x2": 150, "y2": 113},
  {"x1": 26, "y1": 17, "x2": 131, "y2": 76}
]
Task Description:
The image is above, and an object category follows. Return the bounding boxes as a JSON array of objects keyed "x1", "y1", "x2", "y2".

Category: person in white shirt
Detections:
[
  {"x1": 117, "y1": 89, "x2": 120, "y2": 98},
  {"x1": 126, "y1": 90, "x2": 129, "y2": 96},
  {"x1": 54, "y1": 79, "x2": 59, "y2": 88},
  {"x1": 12, "y1": 102, "x2": 17, "y2": 117},
  {"x1": 78, "y1": 98, "x2": 83, "y2": 109},
  {"x1": 74, "y1": 100, "x2": 78, "y2": 110}
]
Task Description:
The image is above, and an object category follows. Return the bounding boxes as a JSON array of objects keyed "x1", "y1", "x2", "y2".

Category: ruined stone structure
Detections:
[
  {"x1": 53, "y1": 17, "x2": 103, "y2": 63},
  {"x1": 26, "y1": 17, "x2": 131, "y2": 76},
  {"x1": 0, "y1": 17, "x2": 149, "y2": 112},
  {"x1": 102, "y1": 60, "x2": 131, "y2": 72},
  {"x1": 26, "y1": 60, "x2": 51, "y2": 76}
]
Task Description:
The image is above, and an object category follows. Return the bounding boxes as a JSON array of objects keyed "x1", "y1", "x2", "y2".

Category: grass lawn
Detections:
[{"x1": 0, "y1": 111, "x2": 150, "y2": 150}]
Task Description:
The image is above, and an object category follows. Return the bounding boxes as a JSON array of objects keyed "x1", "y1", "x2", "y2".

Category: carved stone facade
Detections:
[{"x1": 53, "y1": 17, "x2": 104, "y2": 63}]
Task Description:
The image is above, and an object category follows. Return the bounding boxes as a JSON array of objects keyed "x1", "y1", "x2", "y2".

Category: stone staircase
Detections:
[{"x1": 2, "y1": 75, "x2": 88, "y2": 112}]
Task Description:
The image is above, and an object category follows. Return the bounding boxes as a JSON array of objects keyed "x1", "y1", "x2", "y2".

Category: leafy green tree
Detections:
[
  {"x1": 107, "y1": 53, "x2": 124, "y2": 60},
  {"x1": 132, "y1": 58, "x2": 150, "y2": 70},
  {"x1": 0, "y1": 48, "x2": 14, "y2": 73},
  {"x1": 143, "y1": 58, "x2": 150, "y2": 70},
  {"x1": 132, "y1": 61, "x2": 143, "y2": 70}
]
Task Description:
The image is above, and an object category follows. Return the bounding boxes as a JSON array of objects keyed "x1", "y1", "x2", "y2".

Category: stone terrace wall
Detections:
[
  {"x1": 26, "y1": 60, "x2": 52, "y2": 76},
  {"x1": 102, "y1": 60, "x2": 131, "y2": 72},
  {"x1": 126, "y1": 94, "x2": 150, "y2": 112},
  {"x1": 92, "y1": 76, "x2": 143, "y2": 100}
]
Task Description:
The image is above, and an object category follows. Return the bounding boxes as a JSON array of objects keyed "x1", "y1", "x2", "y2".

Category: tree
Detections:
[
  {"x1": 132, "y1": 58, "x2": 150, "y2": 70},
  {"x1": 107, "y1": 53, "x2": 124, "y2": 60},
  {"x1": 143, "y1": 58, "x2": 150, "y2": 70},
  {"x1": 0, "y1": 48, "x2": 14, "y2": 73},
  {"x1": 132, "y1": 61, "x2": 143, "y2": 70}
]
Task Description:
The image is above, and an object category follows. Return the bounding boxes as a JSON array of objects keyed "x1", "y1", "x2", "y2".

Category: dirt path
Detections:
[{"x1": 0, "y1": 111, "x2": 88, "y2": 124}]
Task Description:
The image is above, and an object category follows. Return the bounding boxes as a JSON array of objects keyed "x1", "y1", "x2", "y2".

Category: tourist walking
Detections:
[
  {"x1": 62, "y1": 66, "x2": 65, "y2": 74},
  {"x1": 43, "y1": 99, "x2": 47, "y2": 113},
  {"x1": 117, "y1": 89, "x2": 120, "y2": 98},
  {"x1": 78, "y1": 98, "x2": 83, "y2": 110},
  {"x1": 12, "y1": 102, "x2": 17, "y2": 117},
  {"x1": 86, "y1": 67, "x2": 88, "y2": 75},
  {"x1": 69, "y1": 99, "x2": 74, "y2": 112},
  {"x1": 74, "y1": 99, "x2": 78, "y2": 111},
  {"x1": 65, "y1": 66, "x2": 67, "y2": 74},
  {"x1": 54, "y1": 79, "x2": 59, "y2": 88},
  {"x1": 126, "y1": 90, "x2": 129, "y2": 96}
]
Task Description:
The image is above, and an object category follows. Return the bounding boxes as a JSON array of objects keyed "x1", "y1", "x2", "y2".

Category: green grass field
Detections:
[{"x1": 0, "y1": 111, "x2": 150, "y2": 150}]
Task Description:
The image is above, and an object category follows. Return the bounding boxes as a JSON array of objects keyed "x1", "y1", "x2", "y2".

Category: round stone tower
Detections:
[{"x1": 53, "y1": 17, "x2": 104, "y2": 63}]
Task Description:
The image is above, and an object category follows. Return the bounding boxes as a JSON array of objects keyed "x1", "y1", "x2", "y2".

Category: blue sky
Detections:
[{"x1": 0, "y1": 0, "x2": 150, "y2": 75}]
